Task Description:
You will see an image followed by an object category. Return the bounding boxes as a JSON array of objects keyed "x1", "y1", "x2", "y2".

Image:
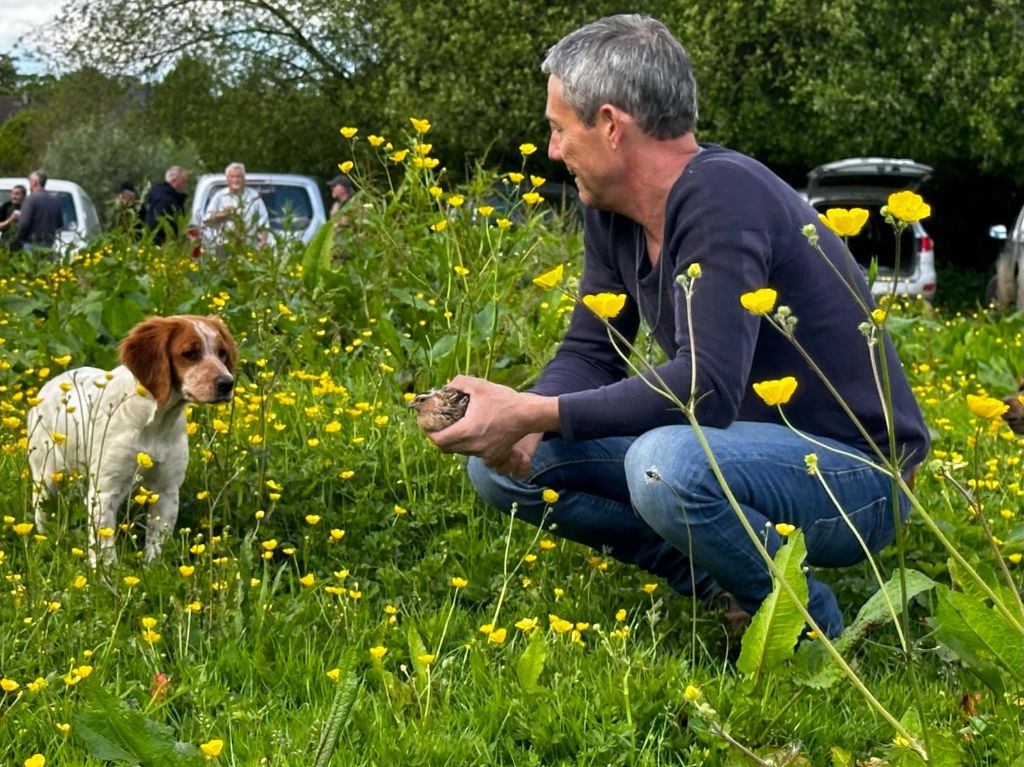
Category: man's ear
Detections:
[{"x1": 598, "y1": 104, "x2": 627, "y2": 149}]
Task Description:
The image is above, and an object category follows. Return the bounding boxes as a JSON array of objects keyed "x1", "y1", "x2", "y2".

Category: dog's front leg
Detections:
[
  {"x1": 144, "y1": 487, "x2": 180, "y2": 563},
  {"x1": 87, "y1": 482, "x2": 121, "y2": 567}
]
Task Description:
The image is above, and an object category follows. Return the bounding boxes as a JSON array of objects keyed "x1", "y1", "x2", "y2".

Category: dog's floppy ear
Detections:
[
  {"x1": 119, "y1": 317, "x2": 176, "y2": 405},
  {"x1": 207, "y1": 314, "x2": 237, "y2": 373}
]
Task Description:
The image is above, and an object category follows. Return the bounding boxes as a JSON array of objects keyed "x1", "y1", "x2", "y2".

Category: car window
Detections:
[
  {"x1": 203, "y1": 182, "x2": 313, "y2": 230},
  {"x1": 55, "y1": 192, "x2": 78, "y2": 228}
]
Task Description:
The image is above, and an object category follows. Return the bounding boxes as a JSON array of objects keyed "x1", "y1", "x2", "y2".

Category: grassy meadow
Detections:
[{"x1": 1, "y1": 125, "x2": 1023, "y2": 766}]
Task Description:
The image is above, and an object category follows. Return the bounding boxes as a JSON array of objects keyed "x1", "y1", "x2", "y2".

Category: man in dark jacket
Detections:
[
  {"x1": 430, "y1": 15, "x2": 929, "y2": 639},
  {"x1": 142, "y1": 166, "x2": 189, "y2": 243},
  {"x1": 12, "y1": 171, "x2": 62, "y2": 251}
]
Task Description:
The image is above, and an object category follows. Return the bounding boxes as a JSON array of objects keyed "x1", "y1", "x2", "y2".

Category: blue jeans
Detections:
[{"x1": 468, "y1": 421, "x2": 909, "y2": 637}]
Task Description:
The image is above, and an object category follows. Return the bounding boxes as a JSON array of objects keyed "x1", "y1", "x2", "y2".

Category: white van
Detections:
[
  {"x1": 190, "y1": 173, "x2": 327, "y2": 246},
  {"x1": 0, "y1": 177, "x2": 101, "y2": 253}
]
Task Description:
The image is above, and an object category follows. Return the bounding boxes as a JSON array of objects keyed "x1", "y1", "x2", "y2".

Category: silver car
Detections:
[
  {"x1": 0, "y1": 177, "x2": 101, "y2": 254},
  {"x1": 988, "y1": 204, "x2": 1024, "y2": 309},
  {"x1": 806, "y1": 157, "x2": 936, "y2": 300},
  {"x1": 190, "y1": 172, "x2": 328, "y2": 246}
]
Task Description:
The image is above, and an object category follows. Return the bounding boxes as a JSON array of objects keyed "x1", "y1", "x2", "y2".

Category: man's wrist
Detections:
[{"x1": 519, "y1": 392, "x2": 560, "y2": 434}]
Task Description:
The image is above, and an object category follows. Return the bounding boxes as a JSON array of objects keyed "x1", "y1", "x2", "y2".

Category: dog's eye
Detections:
[
  {"x1": 218, "y1": 348, "x2": 229, "y2": 361},
  {"x1": 181, "y1": 349, "x2": 199, "y2": 361}
]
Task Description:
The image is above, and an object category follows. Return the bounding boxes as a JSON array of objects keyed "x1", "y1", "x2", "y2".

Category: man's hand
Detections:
[{"x1": 427, "y1": 375, "x2": 557, "y2": 473}]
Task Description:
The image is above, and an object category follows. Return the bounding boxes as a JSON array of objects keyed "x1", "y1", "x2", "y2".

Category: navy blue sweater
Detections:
[{"x1": 532, "y1": 146, "x2": 929, "y2": 467}]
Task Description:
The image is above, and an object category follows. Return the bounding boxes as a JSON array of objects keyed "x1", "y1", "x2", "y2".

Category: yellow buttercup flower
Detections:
[
  {"x1": 123, "y1": 576, "x2": 140, "y2": 587},
  {"x1": 582, "y1": 293, "x2": 627, "y2": 319},
  {"x1": 447, "y1": 194, "x2": 465, "y2": 208},
  {"x1": 200, "y1": 738, "x2": 224, "y2": 758},
  {"x1": 136, "y1": 451, "x2": 154, "y2": 469},
  {"x1": 299, "y1": 573, "x2": 316, "y2": 587},
  {"x1": 50, "y1": 431, "x2": 67, "y2": 445},
  {"x1": 641, "y1": 583, "x2": 658, "y2": 594},
  {"x1": 774, "y1": 523, "x2": 796, "y2": 537},
  {"x1": 684, "y1": 685, "x2": 701, "y2": 702},
  {"x1": 507, "y1": 172, "x2": 525, "y2": 184},
  {"x1": 515, "y1": 617, "x2": 538, "y2": 633},
  {"x1": 369, "y1": 645, "x2": 388, "y2": 660},
  {"x1": 477, "y1": 205, "x2": 494, "y2": 217},
  {"x1": 453, "y1": 266, "x2": 470, "y2": 277},
  {"x1": 417, "y1": 653, "x2": 436, "y2": 665},
  {"x1": 431, "y1": 220, "x2": 447, "y2": 233},
  {"x1": 966, "y1": 394, "x2": 1009, "y2": 420},
  {"x1": 542, "y1": 488, "x2": 560, "y2": 504},
  {"x1": 326, "y1": 667, "x2": 341, "y2": 681},
  {"x1": 818, "y1": 208, "x2": 869, "y2": 237},
  {"x1": 739, "y1": 288, "x2": 778, "y2": 315},
  {"x1": 532, "y1": 265, "x2": 564, "y2": 289},
  {"x1": 871, "y1": 308, "x2": 887, "y2": 324},
  {"x1": 886, "y1": 191, "x2": 930, "y2": 223},
  {"x1": 451, "y1": 576, "x2": 468, "y2": 589},
  {"x1": 388, "y1": 149, "x2": 409, "y2": 163},
  {"x1": 368, "y1": 135, "x2": 385, "y2": 147},
  {"x1": 522, "y1": 191, "x2": 543, "y2": 205},
  {"x1": 410, "y1": 117, "x2": 431, "y2": 134},
  {"x1": 338, "y1": 160, "x2": 354, "y2": 173},
  {"x1": 179, "y1": 565, "x2": 195, "y2": 577},
  {"x1": 305, "y1": 515, "x2": 321, "y2": 525},
  {"x1": 548, "y1": 614, "x2": 574, "y2": 634},
  {"x1": 753, "y1": 376, "x2": 798, "y2": 407},
  {"x1": 496, "y1": 218, "x2": 512, "y2": 229},
  {"x1": 487, "y1": 627, "x2": 508, "y2": 644},
  {"x1": 530, "y1": 175, "x2": 546, "y2": 187},
  {"x1": 13, "y1": 522, "x2": 33, "y2": 536},
  {"x1": 519, "y1": 143, "x2": 537, "y2": 155},
  {"x1": 24, "y1": 755, "x2": 45, "y2": 767},
  {"x1": 2, "y1": 678, "x2": 19, "y2": 692},
  {"x1": 339, "y1": 126, "x2": 358, "y2": 138}
]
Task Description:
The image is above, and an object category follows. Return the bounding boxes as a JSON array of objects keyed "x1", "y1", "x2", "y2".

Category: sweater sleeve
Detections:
[{"x1": 555, "y1": 159, "x2": 783, "y2": 441}]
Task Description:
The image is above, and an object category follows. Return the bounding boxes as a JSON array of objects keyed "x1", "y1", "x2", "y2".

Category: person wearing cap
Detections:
[
  {"x1": 112, "y1": 181, "x2": 143, "y2": 236},
  {"x1": 327, "y1": 173, "x2": 355, "y2": 235}
]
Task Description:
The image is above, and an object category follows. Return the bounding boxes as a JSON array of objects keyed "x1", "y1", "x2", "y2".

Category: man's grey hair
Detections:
[
  {"x1": 541, "y1": 14, "x2": 698, "y2": 140},
  {"x1": 30, "y1": 170, "x2": 48, "y2": 188},
  {"x1": 166, "y1": 165, "x2": 188, "y2": 183},
  {"x1": 225, "y1": 162, "x2": 246, "y2": 175}
]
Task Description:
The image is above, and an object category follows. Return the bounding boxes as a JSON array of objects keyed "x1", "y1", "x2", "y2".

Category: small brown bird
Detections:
[{"x1": 408, "y1": 386, "x2": 470, "y2": 432}]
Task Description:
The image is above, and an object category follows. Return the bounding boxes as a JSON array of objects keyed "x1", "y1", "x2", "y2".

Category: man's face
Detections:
[
  {"x1": 171, "y1": 173, "x2": 189, "y2": 192},
  {"x1": 226, "y1": 168, "x2": 245, "y2": 193},
  {"x1": 331, "y1": 184, "x2": 350, "y2": 204},
  {"x1": 28, "y1": 174, "x2": 41, "y2": 191},
  {"x1": 546, "y1": 75, "x2": 611, "y2": 208},
  {"x1": 10, "y1": 187, "x2": 24, "y2": 204}
]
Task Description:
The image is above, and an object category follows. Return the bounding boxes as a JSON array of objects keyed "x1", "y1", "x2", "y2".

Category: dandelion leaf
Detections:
[
  {"x1": 74, "y1": 685, "x2": 204, "y2": 766},
  {"x1": 301, "y1": 220, "x2": 335, "y2": 294},
  {"x1": 933, "y1": 583, "x2": 1024, "y2": 693},
  {"x1": 736, "y1": 531, "x2": 808, "y2": 684},
  {"x1": 795, "y1": 568, "x2": 934, "y2": 689},
  {"x1": 407, "y1": 624, "x2": 430, "y2": 691},
  {"x1": 515, "y1": 628, "x2": 547, "y2": 693},
  {"x1": 313, "y1": 653, "x2": 359, "y2": 767}
]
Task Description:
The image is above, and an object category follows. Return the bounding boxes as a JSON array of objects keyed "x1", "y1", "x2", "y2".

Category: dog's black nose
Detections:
[{"x1": 215, "y1": 375, "x2": 235, "y2": 398}]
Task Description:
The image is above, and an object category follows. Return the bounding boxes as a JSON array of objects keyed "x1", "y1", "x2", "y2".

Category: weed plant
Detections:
[{"x1": 0, "y1": 122, "x2": 1022, "y2": 766}]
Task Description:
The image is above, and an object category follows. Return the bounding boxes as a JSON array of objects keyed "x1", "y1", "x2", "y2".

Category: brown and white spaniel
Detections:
[{"x1": 27, "y1": 315, "x2": 237, "y2": 565}]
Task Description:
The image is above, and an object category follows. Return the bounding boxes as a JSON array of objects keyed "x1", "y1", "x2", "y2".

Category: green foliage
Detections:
[
  {"x1": 0, "y1": 110, "x2": 37, "y2": 175},
  {"x1": 3, "y1": 133, "x2": 1024, "y2": 765},
  {"x1": 73, "y1": 685, "x2": 205, "y2": 766},
  {"x1": 736, "y1": 531, "x2": 809, "y2": 686},
  {"x1": 42, "y1": 119, "x2": 200, "y2": 221}
]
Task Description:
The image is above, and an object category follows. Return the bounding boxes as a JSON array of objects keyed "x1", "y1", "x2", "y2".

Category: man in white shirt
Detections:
[{"x1": 202, "y1": 162, "x2": 270, "y2": 251}]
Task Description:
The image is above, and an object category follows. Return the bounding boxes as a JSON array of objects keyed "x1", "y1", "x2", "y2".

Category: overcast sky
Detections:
[{"x1": 0, "y1": 0, "x2": 63, "y2": 71}]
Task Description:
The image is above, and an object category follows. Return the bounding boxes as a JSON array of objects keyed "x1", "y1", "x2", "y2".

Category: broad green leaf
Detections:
[
  {"x1": 74, "y1": 685, "x2": 204, "y2": 767},
  {"x1": 933, "y1": 583, "x2": 1024, "y2": 693},
  {"x1": 795, "y1": 568, "x2": 934, "y2": 689},
  {"x1": 407, "y1": 623, "x2": 430, "y2": 692},
  {"x1": 737, "y1": 531, "x2": 808, "y2": 685},
  {"x1": 515, "y1": 628, "x2": 547, "y2": 693},
  {"x1": 313, "y1": 653, "x2": 360, "y2": 767},
  {"x1": 301, "y1": 219, "x2": 334, "y2": 294}
]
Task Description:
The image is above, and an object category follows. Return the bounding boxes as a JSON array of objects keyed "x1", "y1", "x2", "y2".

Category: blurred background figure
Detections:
[
  {"x1": 0, "y1": 184, "x2": 25, "y2": 247},
  {"x1": 143, "y1": 165, "x2": 190, "y2": 244},
  {"x1": 202, "y1": 162, "x2": 269, "y2": 251},
  {"x1": 11, "y1": 171, "x2": 62, "y2": 252}
]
